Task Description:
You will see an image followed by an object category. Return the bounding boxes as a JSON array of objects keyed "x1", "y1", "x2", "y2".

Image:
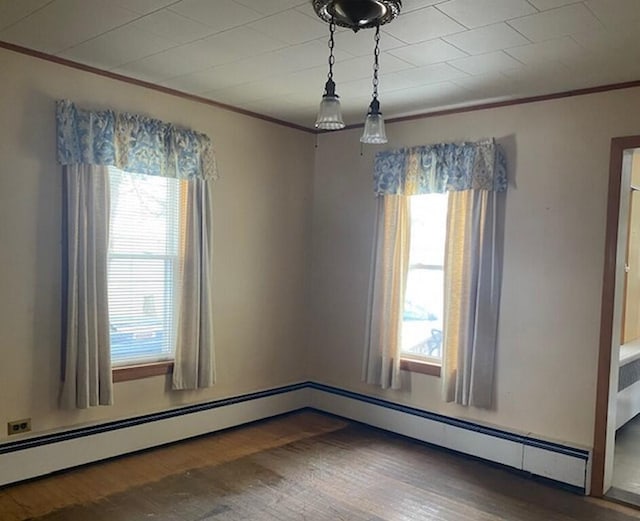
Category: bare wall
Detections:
[
  {"x1": 308, "y1": 88, "x2": 640, "y2": 448},
  {"x1": 0, "y1": 48, "x2": 315, "y2": 441},
  {"x1": 5, "y1": 42, "x2": 640, "y2": 453}
]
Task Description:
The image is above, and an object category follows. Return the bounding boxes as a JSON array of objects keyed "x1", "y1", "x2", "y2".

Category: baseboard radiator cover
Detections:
[
  {"x1": 0, "y1": 382, "x2": 590, "y2": 493},
  {"x1": 307, "y1": 383, "x2": 590, "y2": 494},
  {"x1": 0, "y1": 383, "x2": 310, "y2": 487}
]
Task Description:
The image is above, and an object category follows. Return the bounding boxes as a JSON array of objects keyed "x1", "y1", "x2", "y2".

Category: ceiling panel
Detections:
[
  {"x1": 505, "y1": 37, "x2": 583, "y2": 66},
  {"x1": 112, "y1": 0, "x2": 178, "y2": 15},
  {"x1": 397, "y1": 62, "x2": 469, "y2": 84},
  {"x1": 160, "y1": 70, "x2": 236, "y2": 95},
  {"x1": 331, "y1": 53, "x2": 414, "y2": 83},
  {"x1": 402, "y1": 0, "x2": 450, "y2": 12},
  {"x1": 383, "y1": 6, "x2": 466, "y2": 44},
  {"x1": 128, "y1": 10, "x2": 214, "y2": 44},
  {"x1": 328, "y1": 28, "x2": 406, "y2": 57},
  {"x1": 60, "y1": 24, "x2": 176, "y2": 69},
  {"x1": 387, "y1": 39, "x2": 468, "y2": 66},
  {"x1": 526, "y1": 0, "x2": 580, "y2": 10},
  {"x1": 507, "y1": 3, "x2": 601, "y2": 42},
  {"x1": 112, "y1": 42, "x2": 217, "y2": 81},
  {"x1": 169, "y1": 0, "x2": 261, "y2": 31},
  {"x1": 267, "y1": 39, "x2": 349, "y2": 71},
  {"x1": 449, "y1": 51, "x2": 523, "y2": 75},
  {"x1": 234, "y1": 0, "x2": 306, "y2": 15},
  {"x1": 452, "y1": 72, "x2": 521, "y2": 98},
  {"x1": 571, "y1": 26, "x2": 636, "y2": 54},
  {"x1": 437, "y1": 0, "x2": 537, "y2": 28},
  {"x1": 443, "y1": 23, "x2": 530, "y2": 55},
  {"x1": 198, "y1": 26, "x2": 287, "y2": 60},
  {"x1": 0, "y1": 0, "x2": 52, "y2": 31},
  {"x1": 380, "y1": 81, "x2": 469, "y2": 115},
  {"x1": 247, "y1": 9, "x2": 328, "y2": 45},
  {"x1": 162, "y1": 54, "x2": 287, "y2": 94},
  {"x1": 1, "y1": 0, "x2": 639, "y2": 130},
  {"x1": 585, "y1": 0, "x2": 640, "y2": 29},
  {"x1": 0, "y1": 0, "x2": 138, "y2": 53},
  {"x1": 112, "y1": 26, "x2": 287, "y2": 80}
]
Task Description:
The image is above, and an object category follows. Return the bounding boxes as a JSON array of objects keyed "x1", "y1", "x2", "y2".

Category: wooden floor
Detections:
[{"x1": 1, "y1": 411, "x2": 639, "y2": 521}]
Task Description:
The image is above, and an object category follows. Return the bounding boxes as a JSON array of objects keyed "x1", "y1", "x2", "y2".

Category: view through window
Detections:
[
  {"x1": 108, "y1": 167, "x2": 181, "y2": 366},
  {"x1": 401, "y1": 193, "x2": 448, "y2": 362}
]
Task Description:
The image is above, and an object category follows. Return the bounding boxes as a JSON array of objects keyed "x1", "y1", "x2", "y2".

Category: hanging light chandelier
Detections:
[
  {"x1": 314, "y1": 18, "x2": 344, "y2": 130},
  {"x1": 313, "y1": 0, "x2": 402, "y2": 143}
]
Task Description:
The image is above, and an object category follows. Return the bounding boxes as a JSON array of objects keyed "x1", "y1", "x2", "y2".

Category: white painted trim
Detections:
[
  {"x1": 308, "y1": 386, "x2": 589, "y2": 491},
  {"x1": 616, "y1": 379, "x2": 640, "y2": 429},
  {"x1": 0, "y1": 387, "x2": 309, "y2": 487},
  {"x1": 0, "y1": 383, "x2": 590, "y2": 492}
]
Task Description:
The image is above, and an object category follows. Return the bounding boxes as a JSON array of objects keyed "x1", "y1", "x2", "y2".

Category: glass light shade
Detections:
[
  {"x1": 315, "y1": 94, "x2": 345, "y2": 130},
  {"x1": 360, "y1": 111, "x2": 387, "y2": 144}
]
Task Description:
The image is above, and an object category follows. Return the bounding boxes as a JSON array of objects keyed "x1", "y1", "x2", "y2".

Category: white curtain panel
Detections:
[
  {"x1": 363, "y1": 195, "x2": 411, "y2": 390},
  {"x1": 172, "y1": 178, "x2": 216, "y2": 390},
  {"x1": 60, "y1": 165, "x2": 113, "y2": 409},
  {"x1": 56, "y1": 100, "x2": 219, "y2": 404},
  {"x1": 442, "y1": 190, "x2": 500, "y2": 408}
]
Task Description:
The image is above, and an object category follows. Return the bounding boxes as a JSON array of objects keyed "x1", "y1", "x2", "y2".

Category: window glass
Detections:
[
  {"x1": 108, "y1": 167, "x2": 181, "y2": 366},
  {"x1": 401, "y1": 193, "x2": 448, "y2": 360}
]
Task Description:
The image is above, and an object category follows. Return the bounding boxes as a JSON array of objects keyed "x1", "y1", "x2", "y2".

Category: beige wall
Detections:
[
  {"x1": 5, "y1": 43, "x2": 640, "y2": 453},
  {"x1": 0, "y1": 48, "x2": 315, "y2": 441},
  {"x1": 309, "y1": 88, "x2": 640, "y2": 448}
]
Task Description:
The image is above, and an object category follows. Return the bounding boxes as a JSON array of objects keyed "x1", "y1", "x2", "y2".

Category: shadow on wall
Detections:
[
  {"x1": 24, "y1": 90, "x2": 66, "y2": 424},
  {"x1": 491, "y1": 134, "x2": 515, "y2": 411}
]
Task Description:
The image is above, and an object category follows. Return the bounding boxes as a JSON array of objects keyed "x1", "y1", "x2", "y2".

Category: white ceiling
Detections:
[{"x1": 2, "y1": 0, "x2": 640, "y2": 129}]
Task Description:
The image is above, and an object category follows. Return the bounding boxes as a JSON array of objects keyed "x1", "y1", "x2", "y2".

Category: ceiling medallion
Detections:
[{"x1": 312, "y1": 0, "x2": 402, "y2": 32}]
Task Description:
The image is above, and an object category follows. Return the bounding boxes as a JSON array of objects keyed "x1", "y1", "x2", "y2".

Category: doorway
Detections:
[{"x1": 593, "y1": 137, "x2": 640, "y2": 502}]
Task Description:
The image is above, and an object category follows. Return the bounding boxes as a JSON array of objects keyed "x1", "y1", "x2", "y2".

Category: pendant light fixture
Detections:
[
  {"x1": 313, "y1": 0, "x2": 401, "y2": 138},
  {"x1": 361, "y1": 24, "x2": 387, "y2": 144},
  {"x1": 315, "y1": 19, "x2": 345, "y2": 130}
]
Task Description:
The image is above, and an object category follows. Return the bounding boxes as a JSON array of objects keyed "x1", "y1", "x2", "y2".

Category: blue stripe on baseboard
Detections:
[
  {"x1": 0, "y1": 381, "x2": 588, "y2": 463},
  {"x1": 0, "y1": 382, "x2": 307, "y2": 455},
  {"x1": 308, "y1": 382, "x2": 590, "y2": 460}
]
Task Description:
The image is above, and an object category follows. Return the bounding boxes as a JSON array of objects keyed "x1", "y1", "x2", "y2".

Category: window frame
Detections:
[
  {"x1": 107, "y1": 166, "x2": 183, "y2": 377},
  {"x1": 399, "y1": 194, "x2": 447, "y2": 375},
  {"x1": 400, "y1": 357, "x2": 441, "y2": 376},
  {"x1": 113, "y1": 361, "x2": 174, "y2": 382}
]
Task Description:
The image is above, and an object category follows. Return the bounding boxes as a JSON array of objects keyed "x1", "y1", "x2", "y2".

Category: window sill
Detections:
[
  {"x1": 113, "y1": 361, "x2": 174, "y2": 383},
  {"x1": 400, "y1": 358, "x2": 441, "y2": 377}
]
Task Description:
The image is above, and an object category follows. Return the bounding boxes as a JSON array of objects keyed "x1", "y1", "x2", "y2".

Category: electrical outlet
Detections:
[{"x1": 7, "y1": 418, "x2": 31, "y2": 436}]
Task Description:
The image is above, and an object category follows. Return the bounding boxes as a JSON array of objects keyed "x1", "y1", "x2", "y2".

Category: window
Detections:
[
  {"x1": 108, "y1": 167, "x2": 183, "y2": 367},
  {"x1": 401, "y1": 193, "x2": 448, "y2": 363}
]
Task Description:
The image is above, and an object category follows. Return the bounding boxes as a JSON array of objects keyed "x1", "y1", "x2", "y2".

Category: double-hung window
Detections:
[
  {"x1": 365, "y1": 140, "x2": 504, "y2": 401},
  {"x1": 401, "y1": 193, "x2": 448, "y2": 363},
  {"x1": 107, "y1": 167, "x2": 183, "y2": 367}
]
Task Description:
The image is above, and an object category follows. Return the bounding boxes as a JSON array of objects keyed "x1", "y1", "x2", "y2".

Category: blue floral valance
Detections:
[
  {"x1": 56, "y1": 100, "x2": 218, "y2": 181},
  {"x1": 374, "y1": 138, "x2": 507, "y2": 196}
]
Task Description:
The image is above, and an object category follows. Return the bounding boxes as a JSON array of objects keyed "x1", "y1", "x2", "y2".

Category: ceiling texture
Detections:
[{"x1": 1, "y1": 0, "x2": 639, "y2": 130}]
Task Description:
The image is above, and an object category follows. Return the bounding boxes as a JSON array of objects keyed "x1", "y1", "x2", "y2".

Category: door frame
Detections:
[{"x1": 592, "y1": 136, "x2": 640, "y2": 496}]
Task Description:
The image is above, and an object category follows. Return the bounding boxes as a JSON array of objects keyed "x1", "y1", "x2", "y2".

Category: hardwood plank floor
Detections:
[{"x1": 1, "y1": 411, "x2": 639, "y2": 520}]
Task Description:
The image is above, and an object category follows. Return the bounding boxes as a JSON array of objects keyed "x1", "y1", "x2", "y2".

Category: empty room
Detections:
[{"x1": 2, "y1": 0, "x2": 640, "y2": 519}]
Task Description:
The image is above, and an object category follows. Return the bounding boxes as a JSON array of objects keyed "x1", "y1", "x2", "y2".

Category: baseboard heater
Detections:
[{"x1": 0, "y1": 382, "x2": 590, "y2": 493}]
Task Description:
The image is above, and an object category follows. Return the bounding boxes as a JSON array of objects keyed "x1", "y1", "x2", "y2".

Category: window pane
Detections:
[
  {"x1": 402, "y1": 193, "x2": 448, "y2": 360},
  {"x1": 109, "y1": 170, "x2": 178, "y2": 256},
  {"x1": 409, "y1": 193, "x2": 448, "y2": 267},
  {"x1": 402, "y1": 268, "x2": 444, "y2": 359},
  {"x1": 108, "y1": 168, "x2": 180, "y2": 366}
]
